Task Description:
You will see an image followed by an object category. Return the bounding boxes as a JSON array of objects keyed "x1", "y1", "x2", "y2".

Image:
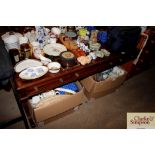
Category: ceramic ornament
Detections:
[
  {"x1": 51, "y1": 27, "x2": 61, "y2": 36},
  {"x1": 35, "y1": 26, "x2": 46, "y2": 48}
]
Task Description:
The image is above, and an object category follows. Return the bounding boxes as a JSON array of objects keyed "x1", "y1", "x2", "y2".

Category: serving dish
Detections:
[
  {"x1": 14, "y1": 59, "x2": 43, "y2": 73},
  {"x1": 43, "y1": 43, "x2": 67, "y2": 56},
  {"x1": 19, "y1": 66, "x2": 48, "y2": 80}
]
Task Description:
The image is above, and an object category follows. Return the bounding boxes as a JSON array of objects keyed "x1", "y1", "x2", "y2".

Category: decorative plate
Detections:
[
  {"x1": 43, "y1": 43, "x2": 67, "y2": 56},
  {"x1": 65, "y1": 31, "x2": 77, "y2": 38},
  {"x1": 14, "y1": 59, "x2": 43, "y2": 73},
  {"x1": 19, "y1": 66, "x2": 48, "y2": 80}
]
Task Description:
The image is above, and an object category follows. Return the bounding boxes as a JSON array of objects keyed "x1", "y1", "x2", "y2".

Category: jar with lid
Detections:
[
  {"x1": 9, "y1": 48, "x2": 20, "y2": 65},
  {"x1": 20, "y1": 43, "x2": 31, "y2": 59}
]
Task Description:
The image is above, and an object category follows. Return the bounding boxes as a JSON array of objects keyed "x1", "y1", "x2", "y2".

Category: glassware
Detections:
[
  {"x1": 9, "y1": 48, "x2": 20, "y2": 65},
  {"x1": 20, "y1": 43, "x2": 31, "y2": 59}
]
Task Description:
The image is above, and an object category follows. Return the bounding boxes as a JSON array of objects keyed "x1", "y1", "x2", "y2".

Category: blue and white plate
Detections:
[
  {"x1": 19, "y1": 66, "x2": 48, "y2": 80},
  {"x1": 14, "y1": 59, "x2": 43, "y2": 73}
]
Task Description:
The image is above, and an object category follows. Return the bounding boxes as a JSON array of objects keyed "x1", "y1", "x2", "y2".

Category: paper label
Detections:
[
  {"x1": 14, "y1": 55, "x2": 19, "y2": 62},
  {"x1": 127, "y1": 113, "x2": 155, "y2": 129},
  {"x1": 25, "y1": 51, "x2": 30, "y2": 58}
]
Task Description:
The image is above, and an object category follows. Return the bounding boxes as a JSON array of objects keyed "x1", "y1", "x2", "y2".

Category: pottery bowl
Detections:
[{"x1": 48, "y1": 62, "x2": 61, "y2": 73}]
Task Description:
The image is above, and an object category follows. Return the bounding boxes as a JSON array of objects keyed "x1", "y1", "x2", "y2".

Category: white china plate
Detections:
[
  {"x1": 43, "y1": 43, "x2": 67, "y2": 56},
  {"x1": 14, "y1": 59, "x2": 43, "y2": 73},
  {"x1": 19, "y1": 66, "x2": 48, "y2": 80}
]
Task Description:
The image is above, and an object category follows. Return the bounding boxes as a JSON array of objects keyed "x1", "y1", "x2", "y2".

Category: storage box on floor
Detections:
[
  {"x1": 80, "y1": 67, "x2": 127, "y2": 99},
  {"x1": 28, "y1": 81, "x2": 84, "y2": 124}
]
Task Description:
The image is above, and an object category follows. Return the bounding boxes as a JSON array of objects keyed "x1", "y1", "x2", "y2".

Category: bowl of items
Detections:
[{"x1": 48, "y1": 62, "x2": 61, "y2": 73}]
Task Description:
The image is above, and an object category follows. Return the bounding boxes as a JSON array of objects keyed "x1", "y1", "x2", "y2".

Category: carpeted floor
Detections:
[{"x1": 0, "y1": 66, "x2": 155, "y2": 129}]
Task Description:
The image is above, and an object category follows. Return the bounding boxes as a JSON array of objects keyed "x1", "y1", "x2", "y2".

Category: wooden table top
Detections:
[{"x1": 13, "y1": 52, "x2": 136, "y2": 101}]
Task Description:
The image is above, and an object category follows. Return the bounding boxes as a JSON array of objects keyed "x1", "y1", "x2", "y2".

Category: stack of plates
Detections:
[{"x1": 2, "y1": 32, "x2": 22, "y2": 51}]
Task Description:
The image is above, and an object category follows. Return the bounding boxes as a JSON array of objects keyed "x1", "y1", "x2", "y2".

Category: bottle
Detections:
[
  {"x1": 9, "y1": 48, "x2": 20, "y2": 65},
  {"x1": 20, "y1": 43, "x2": 31, "y2": 59}
]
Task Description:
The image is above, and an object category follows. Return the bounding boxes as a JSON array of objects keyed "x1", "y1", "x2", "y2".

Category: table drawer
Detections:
[{"x1": 18, "y1": 73, "x2": 82, "y2": 100}]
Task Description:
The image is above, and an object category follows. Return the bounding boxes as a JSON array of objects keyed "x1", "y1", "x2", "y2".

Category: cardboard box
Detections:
[
  {"x1": 28, "y1": 81, "x2": 84, "y2": 123},
  {"x1": 81, "y1": 70, "x2": 127, "y2": 99}
]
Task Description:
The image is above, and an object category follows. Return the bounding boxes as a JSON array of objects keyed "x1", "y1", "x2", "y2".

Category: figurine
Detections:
[
  {"x1": 77, "y1": 28, "x2": 90, "y2": 44},
  {"x1": 35, "y1": 26, "x2": 46, "y2": 49},
  {"x1": 90, "y1": 30, "x2": 98, "y2": 43}
]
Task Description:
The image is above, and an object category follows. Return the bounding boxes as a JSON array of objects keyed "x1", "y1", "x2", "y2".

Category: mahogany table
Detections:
[{"x1": 11, "y1": 52, "x2": 136, "y2": 128}]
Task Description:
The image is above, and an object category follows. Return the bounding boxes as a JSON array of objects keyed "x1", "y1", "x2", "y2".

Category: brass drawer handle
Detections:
[
  {"x1": 145, "y1": 50, "x2": 149, "y2": 54},
  {"x1": 34, "y1": 86, "x2": 38, "y2": 91},
  {"x1": 59, "y1": 78, "x2": 64, "y2": 83},
  {"x1": 75, "y1": 73, "x2": 79, "y2": 77},
  {"x1": 109, "y1": 62, "x2": 113, "y2": 66},
  {"x1": 119, "y1": 58, "x2": 123, "y2": 62}
]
